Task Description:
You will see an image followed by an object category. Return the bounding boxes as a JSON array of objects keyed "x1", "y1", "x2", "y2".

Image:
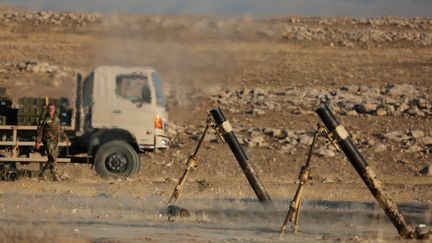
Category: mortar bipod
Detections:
[
  {"x1": 167, "y1": 114, "x2": 217, "y2": 207},
  {"x1": 166, "y1": 107, "x2": 273, "y2": 222},
  {"x1": 279, "y1": 124, "x2": 327, "y2": 237}
]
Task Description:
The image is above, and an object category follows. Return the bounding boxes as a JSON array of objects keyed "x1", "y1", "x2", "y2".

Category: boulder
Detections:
[
  {"x1": 385, "y1": 83, "x2": 419, "y2": 97},
  {"x1": 374, "y1": 143, "x2": 387, "y2": 152},
  {"x1": 298, "y1": 134, "x2": 314, "y2": 146},
  {"x1": 420, "y1": 136, "x2": 432, "y2": 146},
  {"x1": 382, "y1": 131, "x2": 409, "y2": 142},
  {"x1": 376, "y1": 108, "x2": 387, "y2": 116},
  {"x1": 418, "y1": 164, "x2": 432, "y2": 176},
  {"x1": 409, "y1": 129, "x2": 425, "y2": 139},
  {"x1": 247, "y1": 136, "x2": 268, "y2": 148},
  {"x1": 356, "y1": 103, "x2": 377, "y2": 114},
  {"x1": 315, "y1": 146, "x2": 336, "y2": 157}
]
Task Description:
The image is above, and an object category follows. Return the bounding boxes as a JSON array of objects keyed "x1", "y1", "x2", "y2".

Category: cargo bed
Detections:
[{"x1": 0, "y1": 125, "x2": 78, "y2": 163}]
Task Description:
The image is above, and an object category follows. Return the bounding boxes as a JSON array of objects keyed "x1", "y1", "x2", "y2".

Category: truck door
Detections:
[{"x1": 111, "y1": 73, "x2": 155, "y2": 145}]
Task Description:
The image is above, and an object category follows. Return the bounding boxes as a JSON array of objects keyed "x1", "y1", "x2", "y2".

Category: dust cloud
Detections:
[{"x1": 92, "y1": 14, "x2": 245, "y2": 107}]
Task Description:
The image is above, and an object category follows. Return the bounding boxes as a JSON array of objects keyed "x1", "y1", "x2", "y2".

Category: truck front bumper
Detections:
[
  {"x1": 156, "y1": 135, "x2": 169, "y2": 149},
  {"x1": 138, "y1": 135, "x2": 169, "y2": 151}
]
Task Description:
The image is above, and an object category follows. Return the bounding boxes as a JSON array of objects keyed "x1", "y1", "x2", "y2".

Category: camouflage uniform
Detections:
[{"x1": 37, "y1": 115, "x2": 63, "y2": 179}]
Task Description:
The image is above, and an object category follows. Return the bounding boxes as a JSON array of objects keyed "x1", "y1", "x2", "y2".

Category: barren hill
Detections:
[{"x1": 0, "y1": 9, "x2": 431, "y2": 242}]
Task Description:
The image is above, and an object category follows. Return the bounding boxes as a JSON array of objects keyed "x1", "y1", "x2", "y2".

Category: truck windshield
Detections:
[
  {"x1": 151, "y1": 72, "x2": 166, "y2": 106},
  {"x1": 115, "y1": 74, "x2": 151, "y2": 104}
]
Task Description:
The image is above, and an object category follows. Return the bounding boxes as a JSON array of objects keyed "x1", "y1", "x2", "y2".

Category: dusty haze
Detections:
[{"x1": 1, "y1": 0, "x2": 432, "y2": 17}]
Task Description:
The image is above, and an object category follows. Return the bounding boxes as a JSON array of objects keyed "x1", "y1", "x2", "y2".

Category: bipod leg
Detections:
[
  {"x1": 292, "y1": 199, "x2": 301, "y2": 233},
  {"x1": 167, "y1": 118, "x2": 211, "y2": 221},
  {"x1": 279, "y1": 126, "x2": 322, "y2": 238}
]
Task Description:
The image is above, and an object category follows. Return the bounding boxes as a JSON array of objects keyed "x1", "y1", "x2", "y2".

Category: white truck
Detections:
[{"x1": 0, "y1": 66, "x2": 169, "y2": 178}]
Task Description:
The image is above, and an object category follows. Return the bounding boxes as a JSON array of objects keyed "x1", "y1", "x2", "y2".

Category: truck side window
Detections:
[{"x1": 115, "y1": 74, "x2": 151, "y2": 104}]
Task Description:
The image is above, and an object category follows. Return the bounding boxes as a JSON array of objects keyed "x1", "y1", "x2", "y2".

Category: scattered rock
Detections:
[
  {"x1": 167, "y1": 204, "x2": 190, "y2": 220},
  {"x1": 315, "y1": 146, "x2": 336, "y2": 157},
  {"x1": 409, "y1": 130, "x2": 425, "y2": 139},
  {"x1": 298, "y1": 134, "x2": 313, "y2": 146},
  {"x1": 382, "y1": 131, "x2": 409, "y2": 142},
  {"x1": 356, "y1": 103, "x2": 377, "y2": 114},
  {"x1": 280, "y1": 144, "x2": 296, "y2": 154},
  {"x1": 247, "y1": 136, "x2": 268, "y2": 148},
  {"x1": 0, "y1": 10, "x2": 102, "y2": 26},
  {"x1": 418, "y1": 164, "x2": 432, "y2": 176},
  {"x1": 375, "y1": 108, "x2": 387, "y2": 116},
  {"x1": 346, "y1": 110, "x2": 358, "y2": 116},
  {"x1": 420, "y1": 137, "x2": 432, "y2": 146},
  {"x1": 321, "y1": 178, "x2": 335, "y2": 184},
  {"x1": 196, "y1": 179, "x2": 212, "y2": 191},
  {"x1": 374, "y1": 143, "x2": 387, "y2": 152},
  {"x1": 215, "y1": 84, "x2": 431, "y2": 119},
  {"x1": 96, "y1": 193, "x2": 110, "y2": 199},
  {"x1": 405, "y1": 145, "x2": 423, "y2": 153},
  {"x1": 385, "y1": 83, "x2": 420, "y2": 97},
  {"x1": 397, "y1": 103, "x2": 410, "y2": 113},
  {"x1": 412, "y1": 98, "x2": 428, "y2": 109}
]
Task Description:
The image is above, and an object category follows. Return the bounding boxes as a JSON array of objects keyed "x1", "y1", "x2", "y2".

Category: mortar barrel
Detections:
[
  {"x1": 209, "y1": 107, "x2": 273, "y2": 205},
  {"x1": 316, "y1": 104, "x2": 416, "y2": 239}
]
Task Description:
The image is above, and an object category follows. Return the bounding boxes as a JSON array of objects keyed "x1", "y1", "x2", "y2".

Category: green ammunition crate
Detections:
[
  {"x1": 36, "y1": 98, "x2": 45, "y2": 106},
  {"x1": 18, "y1": 97, "x2": 30, "y2": 106},
  {"x1": 18, "y1": 107, "x2": 32, "y2": 116},
  {"x1": 34, "y1": 107, "x2": 43, "y2": 116},
  {"x1": 17, "y1": 116, "x2": 39, "y2": 126},
  {"x1": 17, "y1": 117, "x2": 27, "y2": 125}
]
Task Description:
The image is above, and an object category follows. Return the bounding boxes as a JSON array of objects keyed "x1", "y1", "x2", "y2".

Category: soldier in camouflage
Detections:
[{"x1": 35, "y1": 103, "x2": 68, "y2": 181}]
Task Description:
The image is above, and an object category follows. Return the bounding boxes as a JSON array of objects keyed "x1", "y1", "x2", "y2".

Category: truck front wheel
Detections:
[{"x1": 94, "y1": 140, "x2": 140, "y2": 178}]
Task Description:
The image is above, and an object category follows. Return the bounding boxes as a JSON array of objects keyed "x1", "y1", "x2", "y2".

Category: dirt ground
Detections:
[{"x1": 0, "y1": 10, "x2": 431, "y2": 242}]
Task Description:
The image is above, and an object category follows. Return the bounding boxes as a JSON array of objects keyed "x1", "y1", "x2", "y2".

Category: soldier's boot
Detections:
[
  {"x1": 52, "y1": 171, "x2": 60, "y2": 181},
  {"x1": 39, "y1": 165, "x2": 47, "y2": 179},
  {"x1": 51, "y1": 169, "x2": 61, "y2": 181},
  {"x1": 53, "y1": 174, "x2": 60, "y2": 181}
]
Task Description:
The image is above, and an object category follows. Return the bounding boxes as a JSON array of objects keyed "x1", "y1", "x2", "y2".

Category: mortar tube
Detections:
[
  {"x1": 316, "y1": 104, "x2": 416, "y2": 239},
  {"x1": 209, "y1": 107, "x2": 273, "y2": 205}
]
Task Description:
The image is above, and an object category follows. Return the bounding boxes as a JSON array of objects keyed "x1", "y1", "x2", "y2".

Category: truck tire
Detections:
[{"x1": 94, "y1": 140, "x2": 140, "y2": 178}]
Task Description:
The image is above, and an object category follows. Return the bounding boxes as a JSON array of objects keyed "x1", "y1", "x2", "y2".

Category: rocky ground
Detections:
[{"x1": 0, "y1": 9, "x2": 431, "y2": 242}]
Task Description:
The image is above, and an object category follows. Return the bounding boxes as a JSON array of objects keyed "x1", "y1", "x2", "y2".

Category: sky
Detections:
[{"x1": 0, "y1": 0, "x2": 431, "y2": 17}]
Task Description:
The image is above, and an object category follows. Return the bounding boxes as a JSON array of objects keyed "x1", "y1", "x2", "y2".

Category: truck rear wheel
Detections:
[{"x1": 94, "y1": 140, "x2": 140, "y2": 178}]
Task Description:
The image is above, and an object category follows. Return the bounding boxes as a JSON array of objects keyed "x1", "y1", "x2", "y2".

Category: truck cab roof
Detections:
[{"x1": 93, "y1": 66, "x2": 157, "y2": 75}]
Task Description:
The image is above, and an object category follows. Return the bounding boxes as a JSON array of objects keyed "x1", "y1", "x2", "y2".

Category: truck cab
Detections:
[{"x1": 76, "y1": 66, "x2": 169, "y2": 177}]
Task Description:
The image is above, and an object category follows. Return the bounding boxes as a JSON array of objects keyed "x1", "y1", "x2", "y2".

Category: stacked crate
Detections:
[
  {"x1": 17, "y1": 97, "x2": 44, "y2": 125},
  {"x1": 0, "y1": 87, "x2": 73, "y2": 126},
  {"x1": 17, "y1": 97, "x2": 72, "y2": 126}
]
